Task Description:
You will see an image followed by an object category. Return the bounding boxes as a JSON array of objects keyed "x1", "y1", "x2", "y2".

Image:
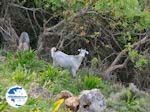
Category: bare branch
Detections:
[{"x1": 103, "y1": 35, "x2": 150, "y2": 78}]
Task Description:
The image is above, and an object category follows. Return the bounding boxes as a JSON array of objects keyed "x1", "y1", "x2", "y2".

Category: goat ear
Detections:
[
  {"x1": 78, "y1": 49, "x2": 81, "y2": 52},
  {"x1": 86, "y1": 51, "x2": 89, "y2": 54}
]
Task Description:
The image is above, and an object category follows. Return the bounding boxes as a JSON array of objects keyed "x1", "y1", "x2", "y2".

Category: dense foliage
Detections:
[{"x1": 0, "y1": 51, "x2": 149, "y2": 112}]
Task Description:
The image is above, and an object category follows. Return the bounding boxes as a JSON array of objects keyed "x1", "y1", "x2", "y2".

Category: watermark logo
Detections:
[{"x1": 5, "y1": 85, "x2": 28, "y2": 108}]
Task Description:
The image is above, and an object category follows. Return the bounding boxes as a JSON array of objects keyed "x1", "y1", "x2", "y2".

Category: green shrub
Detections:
[
  {"x1": 6, "y1": 50, "x2": 46, "y2": 72},
  {"x1": 39, "y1": 65, "x2": 59, "y2": 85},
  {"x1": 83, "y1": 75, "x2": 102, "y2": 89},
  {"x1": 126, "y1": 44, "x2": 148, "y2": 70},
  {"x1": 0, "y1": 96, "x2": 8, "y2": 112},
  {"x1": 12, "y1": 66, "x2": 31, "y2": 85},
  {"x1": 94, "y1": 0, "x2": 150, "y2": 49}
]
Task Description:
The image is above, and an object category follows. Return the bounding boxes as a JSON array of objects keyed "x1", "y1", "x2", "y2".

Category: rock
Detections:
[
  {"x1": 0, "y1": 56, "x2": 6, "y2": 61},
  {"x1": 29, "y1": 82, "x2": 51, "y2": 99},
  {"x1": 65, "y1": 96, "x2": 80, "y2": 112},
  {"x1": 55, "y1": 90, "x2": 73, "y2": 100},
  {"x1": 79, "y1": 89, "x2": 106, "y2": 112}
]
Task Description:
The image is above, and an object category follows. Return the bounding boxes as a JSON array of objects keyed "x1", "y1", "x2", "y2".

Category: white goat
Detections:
[{"x1": 51, "y1": 47, "x2": 89, "y2": 77}]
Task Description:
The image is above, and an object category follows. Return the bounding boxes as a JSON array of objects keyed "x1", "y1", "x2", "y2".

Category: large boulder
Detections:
[{"x1": 79, "y1": 89, "x2": 106, "y2": 112}]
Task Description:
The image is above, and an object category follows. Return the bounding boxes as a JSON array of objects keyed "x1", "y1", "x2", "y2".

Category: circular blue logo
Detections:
[{"x1": 5, "y1": 85, "x2": 28, "y2": 108}]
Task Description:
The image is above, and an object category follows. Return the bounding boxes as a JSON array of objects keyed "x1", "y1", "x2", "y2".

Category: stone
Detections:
[
  {"x1": 29, "y1": 82, "x2": 51, "y2": 99},
  {"x1": 79, "y1": 89, "x2": 106, "y2": 112},
  {"x1": 0, "y1": 56, "x2": 6, "y2": 61},
  {"x1": 55, "y1": 90, "x2": 73, "y2": 100},
  {"x1": 65, "y1": 96, "x2": 80, "y2": 112}
]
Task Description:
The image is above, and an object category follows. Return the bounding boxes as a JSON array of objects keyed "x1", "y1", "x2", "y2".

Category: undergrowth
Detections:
[{"x1": 0, "y1": 50, "x2": 149, "y2": 112}]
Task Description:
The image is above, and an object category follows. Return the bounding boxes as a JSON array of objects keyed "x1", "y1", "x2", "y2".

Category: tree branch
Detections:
[{"x1": 103, "y1": 35, "x2": 150, "y2": 78}]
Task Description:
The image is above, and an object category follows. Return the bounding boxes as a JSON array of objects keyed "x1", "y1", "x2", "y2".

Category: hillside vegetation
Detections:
[{"x1": 0, "y1": 51, "x2": 149, "y2": 112}]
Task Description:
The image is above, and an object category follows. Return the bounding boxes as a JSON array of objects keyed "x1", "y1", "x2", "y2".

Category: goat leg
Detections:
[{"x1": 70, "y1": 68, "x2": 77, "y2": 77}]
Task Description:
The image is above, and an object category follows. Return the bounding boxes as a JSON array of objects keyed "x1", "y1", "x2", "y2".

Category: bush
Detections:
[
  {"x1": 83, "y1": 75, "x2": 103, "y2": 89},
  {"x1": 12, "y1": 66, "x2": 33, "y2": 85},
  {"x1": 6, "y1": 50, "x2": 47, "y2": 72}
]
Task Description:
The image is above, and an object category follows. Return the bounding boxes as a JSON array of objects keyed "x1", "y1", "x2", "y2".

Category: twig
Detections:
[
  {"x1": 45, "y1": 8, "x2": 91, "y2": 32},
  {"x1": 102, "y1": 26, "x2": 122, "y2": 51},
  {"x1": 0, "y1": 26, "x2": 11, "y2": 37},
  {"x1": 26, "y1": 10, "x2": 37, "y2": 38},
  {"x1": 9, "y1": 3, "x2": 40, "y2": 11},
  {"x1": 33, "y1": 10, "x2": 42, "y2": 30}
]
